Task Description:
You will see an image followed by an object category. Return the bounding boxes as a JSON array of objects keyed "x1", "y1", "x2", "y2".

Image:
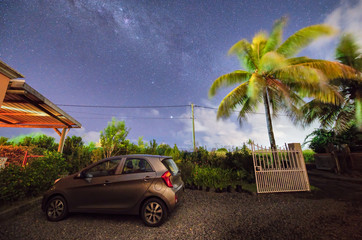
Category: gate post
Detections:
[{"x1": 288, "y1": 143, "x2": 310, "y2": 191}]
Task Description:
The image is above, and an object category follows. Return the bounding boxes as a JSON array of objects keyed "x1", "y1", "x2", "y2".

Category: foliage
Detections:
[
  {"x1": 100, "y1": 117, "x2": 130, "y2": 158},
  {"x1": 177, "y1": 144, "x2": 255, "y2": 189},
  {"x1": 156, "y1": 143, "x2": 172, "y2": 156},
  {"x1": 0, "y1": 136, "x2": 9, "y2": 146},
  {"x1": 91, "y1": 148, "x2": 104, "y2": 163},
  {"x1": 302, "y1": 33, "x2": 362, "y2": 133},
  {"x1": 302, "y1": 149, "x2": 315, "y2": 163},
  {"x1": 304, "y1": 127, "x2": 359, "y2": 153},
  {"x1": 63, "y1": 136, "x2": 93, "y2": 174},
  {"x1": 179, "y1": 165, "x2": 251, "y2": 190},
  {"x1": 8, "y1": 133, "x2": 58, "y2": 154},
  {"x1": 24, "y1": 151, "x2": 68, "y2": 196},
  {"x1": 0, "y1": 145, "x2": 34, "y2": 166},
  {"x1": 0, "y1": 152, "x2": 68, "y2": 202},
  {"x1": 209, "y1": 17, "x2": 356, "y2": 149},
  {"x1": 178, "y1": 161, "x2": 195, "y2": 185},
  {"x1": 147, "y1": 139, "x2": 158, "y2": 155}
]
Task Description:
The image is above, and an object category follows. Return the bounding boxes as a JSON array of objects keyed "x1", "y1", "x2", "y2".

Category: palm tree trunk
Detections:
[{"x1": 263, "y1": 89, "x2": 277, "y2": 150}]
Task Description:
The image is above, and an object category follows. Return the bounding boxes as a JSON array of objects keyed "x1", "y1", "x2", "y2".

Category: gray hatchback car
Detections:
[{"x1": 42, "y1": 155, "x2": 184, "y2": 227}]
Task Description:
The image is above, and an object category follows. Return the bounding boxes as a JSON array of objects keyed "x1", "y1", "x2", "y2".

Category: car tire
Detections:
[
  {"x1": 141, "y1": 198, "x2": 168, "y2": 227},
  {"x1": 45, "y1": 196, "x2": 68, "y2": 222}
]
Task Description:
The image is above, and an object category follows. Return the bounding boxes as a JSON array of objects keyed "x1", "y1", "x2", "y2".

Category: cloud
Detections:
[
  {"x1": 36, "y1": 128, "x2": 100, "y2": 144},
  {"x1": 177, "y1": 102, "x2": 320, "y2": 149},
  {"x1": 307, "y1": 0, "x2": 362, "y2": 59}
]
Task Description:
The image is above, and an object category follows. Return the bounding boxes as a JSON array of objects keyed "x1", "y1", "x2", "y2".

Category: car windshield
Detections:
[{"x1": 162, "y1": 158, "x2": 179, "y2": 176}]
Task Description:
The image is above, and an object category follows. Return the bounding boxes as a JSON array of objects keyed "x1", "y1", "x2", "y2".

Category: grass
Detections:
[
  {"x1": 309, "y1": 185, "x2": 320, "y2": 191},
  {"x1": 241, "y1": 181, "x2": 257, "y2": 193}
]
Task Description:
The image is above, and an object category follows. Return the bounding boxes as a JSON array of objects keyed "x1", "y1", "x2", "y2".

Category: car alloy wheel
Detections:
[
  {"x1": 141, "y1": 198, "x2": 167, "y2": 227},
  {"x1": 46, "y1": 196, "x2": 68, "y2": 222}
]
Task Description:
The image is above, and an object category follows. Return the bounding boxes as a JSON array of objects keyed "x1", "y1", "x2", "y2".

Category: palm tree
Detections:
[
  {"x1": 302, "y1": 34, "x2": 362, "y2": 133},
  {"x1": 209, "y1": 17, "x2": 357, "y2": 149}
]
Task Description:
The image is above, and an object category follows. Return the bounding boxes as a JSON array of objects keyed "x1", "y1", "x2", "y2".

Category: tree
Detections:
[
  {"x1": 63, "y1": 136, "x2": 93, "y2": 174},
  {"x1": 209, "y1": 17, "x2": 357, "y2": 149},
  {"x1": 302, "y1": 34, "x2": 362, "y2": 133},
  {"x1": 0, "y1": 136, "x2": 9, "y2": 146},
  {"x1": 100, "y1": 117, "x2": 130, "y2": 158}
]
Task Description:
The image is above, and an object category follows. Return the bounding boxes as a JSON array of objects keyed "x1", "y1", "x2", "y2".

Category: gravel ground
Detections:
[{"x1": 1, "y1": 185, "x2": 361, "y2": 240}]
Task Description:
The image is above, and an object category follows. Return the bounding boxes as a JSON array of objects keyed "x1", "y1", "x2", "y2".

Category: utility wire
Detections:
[
  {"x1": 74, "y1": 116, "x2": 192, "y2": 120},
  {"x1": 57, "y1": 104, "x2": 190, "y2": 109},
  {"x1": 59, "y1": 103, "x2": 288, "y2": 116}
]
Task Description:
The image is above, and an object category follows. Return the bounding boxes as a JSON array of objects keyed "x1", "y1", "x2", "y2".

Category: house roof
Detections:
[
  {"x1": 0, "y1": 79, "x2": 81, "y2": 129},
  {"x1": 0, "y1": 60, "x2": 24, "y2": 79}
]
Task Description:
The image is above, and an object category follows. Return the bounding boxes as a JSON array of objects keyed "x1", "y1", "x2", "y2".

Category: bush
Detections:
[
  {"x1": 0, "y1": 151, "x2": 68, "y2": 202},
  {"x1": 63, "y1": 136, "x2": 93, "y2": 174},
  {"x1": 303, "y1": 149, "x2": 315, "y2": 163},
  {"x1": 0, "y1": 164, "x2": 26, "y2": 201},
  {"x1": 13, "y1": 134, "x2": 58, "y2": 154},
  {"x1": 178, "y1": 161, "x2": 195, "y2": 186},
  {"x1": 0, "y1": 145, "x2": 34, "y2": 166},
  {"x1": 304, "y1": 127, "x2": 360, "y2": 153}
]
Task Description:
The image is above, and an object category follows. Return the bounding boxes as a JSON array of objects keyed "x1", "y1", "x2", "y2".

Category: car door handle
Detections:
[
  {"x1": 143, "y1": 176, "x2": 151, "y2": 182},
  {"x1": 103, "y1": 180, "x2": 110, "y2": 186}
]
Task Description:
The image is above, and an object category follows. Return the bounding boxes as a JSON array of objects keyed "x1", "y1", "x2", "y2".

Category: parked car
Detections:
[{"x1": 42, "y1": 155, "x2": 184, "y2": 227}]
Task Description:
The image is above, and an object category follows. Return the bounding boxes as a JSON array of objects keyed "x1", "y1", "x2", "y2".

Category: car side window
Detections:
[
  {"x1": 85, "y1": 159, "x2": 121, "y2": 178},
  {"x1": 123, "y1": 158, "x2": 153, "y2": 174}
]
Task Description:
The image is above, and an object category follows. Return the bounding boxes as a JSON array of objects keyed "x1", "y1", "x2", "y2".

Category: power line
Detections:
[
  {"x1": 58, "y1": 103, "x2": 287, "y2": 116},
  {"x1": 57, "y1": 104, "x2": 190, "y2": 109},
  {"x1": 195, "y1": 105, "x2": 265, "y2": 115},
  {"x1": 74, "y1": 116, "x2": 191, "y2": 120}
]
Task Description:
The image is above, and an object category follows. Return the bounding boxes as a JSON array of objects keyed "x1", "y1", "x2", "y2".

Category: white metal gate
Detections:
[{"x1": 251, "y1": 142, "x2": 310, "y2": 193}]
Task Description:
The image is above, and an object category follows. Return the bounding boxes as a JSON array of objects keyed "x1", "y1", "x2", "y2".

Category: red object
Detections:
[
  {"x1": 22, "y1": 151, "x2": 44, "y2": 167},
  {"x1": 22, "y1": 151, "x2": 28, "y2": 167},
  {"x1": 161, "y1": 171, "x2": 173, "y2": 188}
]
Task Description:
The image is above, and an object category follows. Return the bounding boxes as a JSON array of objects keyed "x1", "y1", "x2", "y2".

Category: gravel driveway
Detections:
[{"x1": 1, "y1": 179, "x2": 361, "y2": 240}]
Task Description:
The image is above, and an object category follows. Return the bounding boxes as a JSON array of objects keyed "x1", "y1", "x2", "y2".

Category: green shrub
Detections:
[
  {"x1": 63, "y1": 136, "x2": 93, "y2": 174},
  {"x1": 0, "y1": 164, "x2": 26, "y2": 201},
  {"x1": 303, "y1": 149, "x2": 315, "y2": 163},
  {"x1": 178, "y1": 161, "x2": 195, "y2": 186},
  {"x1": 24, "y1": 151, "x2": 68, "y2": 196},
  {"x1": 0, "y1": 151, "x2": 68, "y2": 202}
]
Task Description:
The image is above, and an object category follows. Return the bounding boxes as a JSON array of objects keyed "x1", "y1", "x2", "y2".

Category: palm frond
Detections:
[
  {"x1": 274, "y1": 65, "x2": 343, "y2": 104},
  {"x1": 273, "y1": 64, "x2": 324, "y2": 86},
  {"x1": 336, "y1": 33, "x2": 362, "y2": 71},
  {"x1": 334, "y1": 103, "x2": 356, "y2": 134},
  {"x1": 237, "y1": 98, "x2": 260, "y2": 124},
  {"x1": 247, "y1": 73, "x2": 265, "y2": 102},
  {"x1": 277, "y1": 24, "x2": 336, "y2": 58},
  {"x1": 267, "y1": 84, "x2": 304, "y2": 121},
  {"x1": 259, "y1": 51, "x2": 287, "y2": 73},
  {"x1": 296, "y1": 60, "x2": 359, "y2": 80},
  {"x1": 301, "y1": 100, "x2": 341, "y2": 128},
  {"x1": 356, "y1": 98, "x2": 362, "y2": 130},
  {"x1": 228, "y1": 39, "x2": 257, "y2": 71},
  {"x1": 251, "y1": 31, "x2": 268, "y2": 63},
  {"x1": 209, "y1": 70, "x2": 251, "y2": 97},
  {"x1": 216, "y1": 82, "x2": 250, "y2": 119},
  {"x1": 263, "y1": 17, "x2": 287, "y2": 55}
]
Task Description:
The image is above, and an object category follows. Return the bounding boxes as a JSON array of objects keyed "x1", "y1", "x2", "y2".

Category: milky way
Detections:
[{"x1": 0, "y1": 0, "x2": 350, "y2": 148}]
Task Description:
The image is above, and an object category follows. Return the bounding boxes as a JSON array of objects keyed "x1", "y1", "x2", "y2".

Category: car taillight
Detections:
[{"x1": 161, "y1": 171, "x2": 173, "y2": 188}]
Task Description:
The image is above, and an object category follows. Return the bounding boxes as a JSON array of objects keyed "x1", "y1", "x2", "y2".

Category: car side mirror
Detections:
[{"x1": 77, "y1": 171, "x2": 92, "y2": 181}]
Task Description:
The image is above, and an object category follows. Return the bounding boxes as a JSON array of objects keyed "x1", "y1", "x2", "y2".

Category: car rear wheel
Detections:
[
  {"x1": 141, "y1": 198, "x2": 168, "y2": 227},
  {"x1": 45, "y1": 196, "x2": 68, "y2": 222}
]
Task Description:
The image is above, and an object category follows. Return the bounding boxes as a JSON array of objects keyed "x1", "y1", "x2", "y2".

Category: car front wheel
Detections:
[
  {"x1": 45, "y1": 196, "x2": 68, "y2": 222},
  {"x1": 141, "y1": 198, "x2": 168, "y2": 227}
]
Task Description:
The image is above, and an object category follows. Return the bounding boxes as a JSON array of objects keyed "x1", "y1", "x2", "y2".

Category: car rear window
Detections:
[{"x1": 162, "y1": 158, "x2": 179, "y2": 176}]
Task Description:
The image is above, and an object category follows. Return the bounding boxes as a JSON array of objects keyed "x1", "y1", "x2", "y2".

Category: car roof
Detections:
[{"x1": 104, "y1": 154, "x2": 172, "y2": 161}]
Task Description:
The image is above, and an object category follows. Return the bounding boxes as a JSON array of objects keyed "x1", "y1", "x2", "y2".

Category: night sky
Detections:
[{"x1": 1, "y1": 0, "x2": 361, "y2": 149}]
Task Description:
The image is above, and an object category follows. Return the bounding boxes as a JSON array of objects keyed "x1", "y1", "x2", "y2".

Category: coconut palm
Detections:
[
  {"x1": 301, "y1": 34, "x2": 362, "y2": 133},
  {"x1": 209, "y1": 17, "x2": 357, "y2": 149}
]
